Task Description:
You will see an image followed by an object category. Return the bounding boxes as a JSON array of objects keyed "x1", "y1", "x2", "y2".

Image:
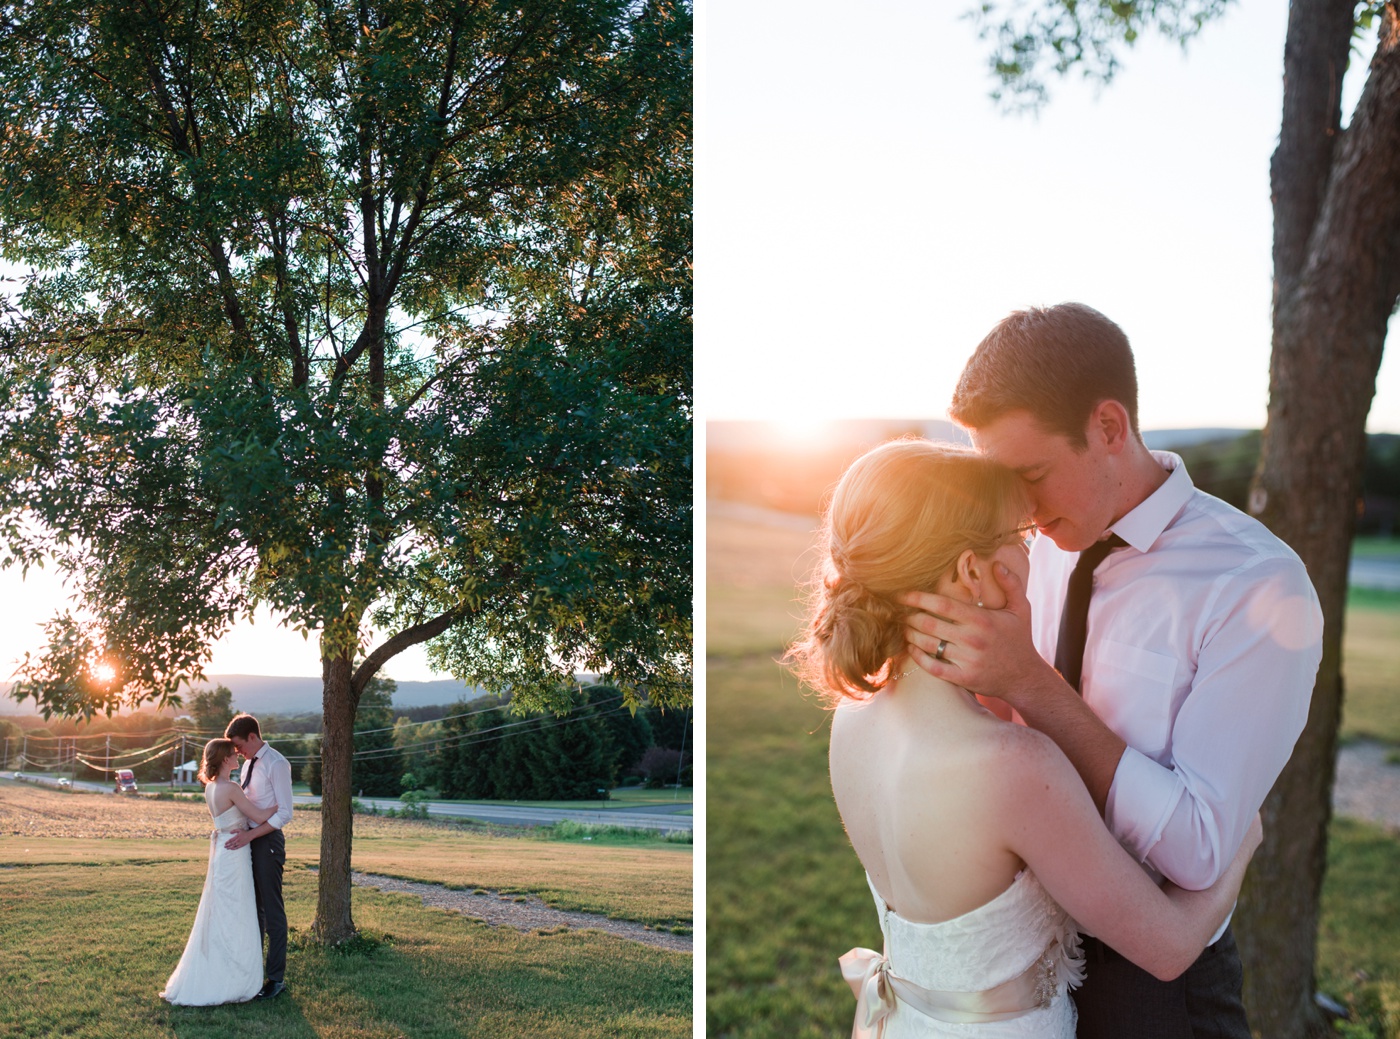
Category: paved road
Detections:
[
  {"x1": 1351, "y1": 557, "x2": 1400, "y2": 591},
  {"x1": 300, "y1": 795, "x2": 693, "y2": 833},
  {"x1": 7, "y1": 774, "x2": 692, "y2": 833}
]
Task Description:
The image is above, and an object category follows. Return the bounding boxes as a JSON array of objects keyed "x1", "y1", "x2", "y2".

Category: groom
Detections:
[
  {"x1": 224, "y1": 712, "x2": 293, "y2": 1001},
  {"x1": 902, "y1": 303, "x2": 1323, "y2": 1037}
]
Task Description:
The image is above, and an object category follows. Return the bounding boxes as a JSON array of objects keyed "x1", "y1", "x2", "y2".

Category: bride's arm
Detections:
[
  {"x1": 223, "y1": 781, "x2": 280, "y2": 825},
  {"x1": 993, "y1": 727, "x2": 1260, "y2": 981}
]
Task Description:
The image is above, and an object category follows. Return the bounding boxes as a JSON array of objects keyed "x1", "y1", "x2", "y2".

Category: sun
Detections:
[
  {"x1": 92, "y1": 662, "x2": 117, "y2": 684},
  {"x1": 767, "y1": 416, "x2": 835, "y2": 448}
]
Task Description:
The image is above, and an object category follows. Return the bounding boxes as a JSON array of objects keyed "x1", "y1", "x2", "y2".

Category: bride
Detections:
[
  {"x1": 787, "y1": 439, "x2": 1260, "y2": 1038},
  {"x1": 161, "y1": 738, "x2": 281, "y2": 1006}
]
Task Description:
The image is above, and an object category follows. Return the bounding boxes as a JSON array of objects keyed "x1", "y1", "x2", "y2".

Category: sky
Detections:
[
  {"x1": 696, "y1": 0, "x2": 1400, "y2": 435},
  {"x1": 0, "y1": 570, "x2": 446, "y2": 687}
]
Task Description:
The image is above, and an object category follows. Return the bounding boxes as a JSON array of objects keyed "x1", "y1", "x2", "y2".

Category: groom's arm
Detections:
[
  {"x1": 906, "y1": 555, "x2": 1322, "y2": 889},
  {"x1": 225, "y1": 754, "x2": 294, "y2": 850},
  {"x1": 227, "y1": 820, "x2": 277, "y2": 848},
  {"x1": 265, "y1": 753, "x2": 294, "y2": 831},
  {"x1": 900, "y1": 565, "x2": 1129, "y2": 812},
  {"x1": 1104, "y1": 559, "x2": 1320, "y2": 889}
]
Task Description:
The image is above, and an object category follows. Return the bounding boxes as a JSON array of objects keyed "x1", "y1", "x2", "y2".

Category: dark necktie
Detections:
[
  {"x1": 241, "y1": 754, "x2": 256, "y2": 790},
  {"x1": 1053, "y1": 535, "x2": 1127, "y2": 693}
]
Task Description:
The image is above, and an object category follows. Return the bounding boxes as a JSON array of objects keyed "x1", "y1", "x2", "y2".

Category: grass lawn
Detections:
[
  {"x1": 0, "y1": 782, "x2": 691, "y2": 1038},
  {"x1": 1352, "y1": 536, "x2": 1400, "y2": 559},
  {"x1": 706, "y1": 507, "x2": 1400, "y2": 1038},
  {"x1": 0, "y1": 861, "x2": 690, "y2": 1039},
  {"x1": 0, "y1": 782, "x2": 691, "y2": 928},
  {"x1": 1343, "y1": 587, "x2": 1400, "y2": 746}
]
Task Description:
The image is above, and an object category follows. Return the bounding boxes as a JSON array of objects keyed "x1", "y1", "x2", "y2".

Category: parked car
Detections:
[
  {"x1": 114, "y1": 769, "x2": 137, "y2": 794},
  {"x1": 56, "y1": 777, "x2": 71, "y2": 790}
]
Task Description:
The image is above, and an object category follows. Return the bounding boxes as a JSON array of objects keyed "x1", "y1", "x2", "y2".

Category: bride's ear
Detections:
[{"x1": 952, "y1": 549, "x2": 984, "y2": 603}]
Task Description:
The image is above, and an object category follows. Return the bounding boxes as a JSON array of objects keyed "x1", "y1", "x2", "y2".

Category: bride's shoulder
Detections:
[{"x1": 978, "y1": 722, "x2": 1081, "y2": 797}]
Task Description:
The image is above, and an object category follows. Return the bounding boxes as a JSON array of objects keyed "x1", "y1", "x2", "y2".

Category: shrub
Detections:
[{"x1": 637, "y1": 746, "x2": 683, "y2": 789}]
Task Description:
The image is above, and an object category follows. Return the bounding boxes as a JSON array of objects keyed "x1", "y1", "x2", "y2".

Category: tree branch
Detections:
[{"x1": 351, "y1": 608, "x2": 466, "y2": 696}]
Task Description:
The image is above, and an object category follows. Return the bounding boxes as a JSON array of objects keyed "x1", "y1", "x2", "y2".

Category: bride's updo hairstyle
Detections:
[
  {"x1": 198, "y1": 738, "x2": 238, "y2": 785},
  {"x1": 788, "y1": 438, "x2": 1027, "y2": 704}
]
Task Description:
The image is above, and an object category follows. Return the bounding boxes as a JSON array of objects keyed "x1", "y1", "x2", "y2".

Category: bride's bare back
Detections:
[
  {"x1": 831, "y1": 667, "x2": 1260, "y2": 980},
  {"x1": 830, "y1": 677, "x2": 1031, "y2": 922}
]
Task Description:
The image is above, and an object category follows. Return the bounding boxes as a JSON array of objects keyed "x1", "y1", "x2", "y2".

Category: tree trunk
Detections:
[
  {"x1": 1239, "y1": 7, "x2": 1400, "y2": 1035},
  {"x1": 311, "y1": 648, "x2": 359, "y2": 944}
]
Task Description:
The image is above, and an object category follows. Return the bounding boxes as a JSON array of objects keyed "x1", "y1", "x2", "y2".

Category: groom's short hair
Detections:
[
  {"x1": 225, "y1": 713, "x2": 260, "y2": 740},
  {"x1": 950, "y1": 303, "x2": 1139, "y2": 449}
]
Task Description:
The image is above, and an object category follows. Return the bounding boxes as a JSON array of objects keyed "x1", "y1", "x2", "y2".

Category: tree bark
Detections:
[
  {"x1": 1240, "y1": 5, "x2": 1400, "y2": 1036},
  {"x1": 311, "y1": 648, "x2": 359, "y2": 944}
]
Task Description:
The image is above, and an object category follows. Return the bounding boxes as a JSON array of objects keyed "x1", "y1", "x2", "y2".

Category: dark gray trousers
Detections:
[
  {"x1": 1073, "y1": 927, "x2": 1250, "y2": 1039},
  {"x1": 249, "y1": 830, "x2": 287, "y2": 984}
]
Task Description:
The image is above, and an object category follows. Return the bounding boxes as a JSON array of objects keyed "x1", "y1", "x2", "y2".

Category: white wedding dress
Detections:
[
  {"x1": 160, "y1": 786, "x2": 264, "y2": 1005},
  {"x1": 840, "y1": 871, "x2": 1084, "y2": 1038}
]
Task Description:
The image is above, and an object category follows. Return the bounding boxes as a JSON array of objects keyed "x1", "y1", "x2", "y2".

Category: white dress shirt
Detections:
[
  {"x1": 1027, "y1": 452, "x2": 1322, "y2": 903},
  {"x1": 240, "y1": 741, "x2": 294, "y2": 832}
]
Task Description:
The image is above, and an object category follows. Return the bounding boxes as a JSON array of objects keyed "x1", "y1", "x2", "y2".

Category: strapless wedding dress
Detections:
[
  {"x1": 840, "y1": 871, "x2": 1084, "y2": 1038},
  {"x1": 160, "y1": 788, "x2": 263, "y2": 1005}
]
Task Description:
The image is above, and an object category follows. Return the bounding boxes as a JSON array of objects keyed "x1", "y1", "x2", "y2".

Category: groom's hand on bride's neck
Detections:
[{"x1": 897, "y1": 564, "x2": 1045, "y2": 699}]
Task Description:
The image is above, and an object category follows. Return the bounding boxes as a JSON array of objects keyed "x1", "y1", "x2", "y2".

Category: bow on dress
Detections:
[
  {"x1": 839, "y1": 947, "x2": 897, "y2": 1039},
  {"x1": 839, "y1": 932, "x2": 1085, "y2": 1036}
]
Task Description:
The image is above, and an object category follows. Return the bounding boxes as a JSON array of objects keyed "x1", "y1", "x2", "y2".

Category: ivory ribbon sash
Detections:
[{"x1": 839, "y1": 939, "x2": 1063, "y2": 1037}]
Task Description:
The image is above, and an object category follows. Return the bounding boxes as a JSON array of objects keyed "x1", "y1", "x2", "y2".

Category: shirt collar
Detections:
[{"x1": 1108, "y1": 450, "x2": 1194, "y2": 554}]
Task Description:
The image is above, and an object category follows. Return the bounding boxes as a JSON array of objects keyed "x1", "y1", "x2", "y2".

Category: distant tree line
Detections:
[
  {"x1": 294, "y1": 680, "x2": 691, "y2": 800},
  {"x1": 1171, "y1": 432, "x2": 1400, "y2": 537},
  {"x1": 2, "y1": 678, "x2": 693, "y2": 799}
]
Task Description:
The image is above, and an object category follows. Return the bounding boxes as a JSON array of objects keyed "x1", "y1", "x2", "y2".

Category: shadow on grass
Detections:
[{"x1": 167, "y1": 992, "x2": 316, "y2": 1039}]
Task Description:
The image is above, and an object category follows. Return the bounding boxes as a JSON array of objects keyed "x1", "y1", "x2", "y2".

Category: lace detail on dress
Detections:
[{"x1": 841, "y1": 872, "x2": 1083, "y2": 1038}]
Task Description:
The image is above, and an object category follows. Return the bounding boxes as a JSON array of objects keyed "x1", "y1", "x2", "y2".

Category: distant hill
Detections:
[
  {"x1": 1, "y1": 673, "x2": 490, "y2": 716},
  {"x1": 1142, "y1": 428, "x2": 1253, "y2": 450},
  {"x1": 706, "y1": 421, "x2": 1262, "y2": 519},
  {"x1": 706, "y1": 418, "x2": 970, "y2": 452}
]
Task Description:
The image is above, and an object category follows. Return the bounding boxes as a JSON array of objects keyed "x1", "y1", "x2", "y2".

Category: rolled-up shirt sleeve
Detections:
[
  {"x1": 1104, "y1": 556, "x2": 1322, "y2": 889},
  {"x1": 267, "y1": 753, "x2": 294, "y2": 831}
]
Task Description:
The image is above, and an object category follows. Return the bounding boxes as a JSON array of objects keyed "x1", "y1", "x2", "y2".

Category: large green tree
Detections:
[
  {"x1": 0, "y1": 0, "x2": 691, "y2": 944},
  {"x1": 971, "y1": 1, "x2": 1400, "y2": 1033}
]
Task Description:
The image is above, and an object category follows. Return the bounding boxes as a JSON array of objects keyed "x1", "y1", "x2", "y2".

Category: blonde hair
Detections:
[
  {"x1": 787, "y1": 438, "x2": 1027, "y2": 704},
  {"x1": 197, "y1": 738, "x2": 238, "y2": 785}
]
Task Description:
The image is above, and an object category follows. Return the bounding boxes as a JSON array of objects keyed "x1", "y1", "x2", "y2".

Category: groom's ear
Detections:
[{"x1": 1089, "y1": 399, "x2": 1133, "y2": 455}]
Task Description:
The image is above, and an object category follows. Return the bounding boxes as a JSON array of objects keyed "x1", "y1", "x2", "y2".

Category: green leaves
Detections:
[
  {"x1": 965, "y1": 0, "x2": 1235, "y2": 110},
  {"x1": 0, "y1": 0, "x2": 692, "y2": 716}
]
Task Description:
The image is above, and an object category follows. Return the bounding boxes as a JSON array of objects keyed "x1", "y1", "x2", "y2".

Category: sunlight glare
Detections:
[{"x1": 768, "y1": 417, "x2": 835, "y2": 448}]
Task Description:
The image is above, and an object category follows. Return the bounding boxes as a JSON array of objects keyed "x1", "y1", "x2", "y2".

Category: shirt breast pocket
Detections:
[{"x1": 1085, "y1": 638, "x2": 1180, "y2": 761}]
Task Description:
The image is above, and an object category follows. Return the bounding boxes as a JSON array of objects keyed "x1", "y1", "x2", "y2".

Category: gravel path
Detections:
[
  {"x1": 347, "y1": 871, "x2": 692, "y2": 954},
  {"x1": 1334, "y1": 739, "x2": 1400, "y2": 830}
]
